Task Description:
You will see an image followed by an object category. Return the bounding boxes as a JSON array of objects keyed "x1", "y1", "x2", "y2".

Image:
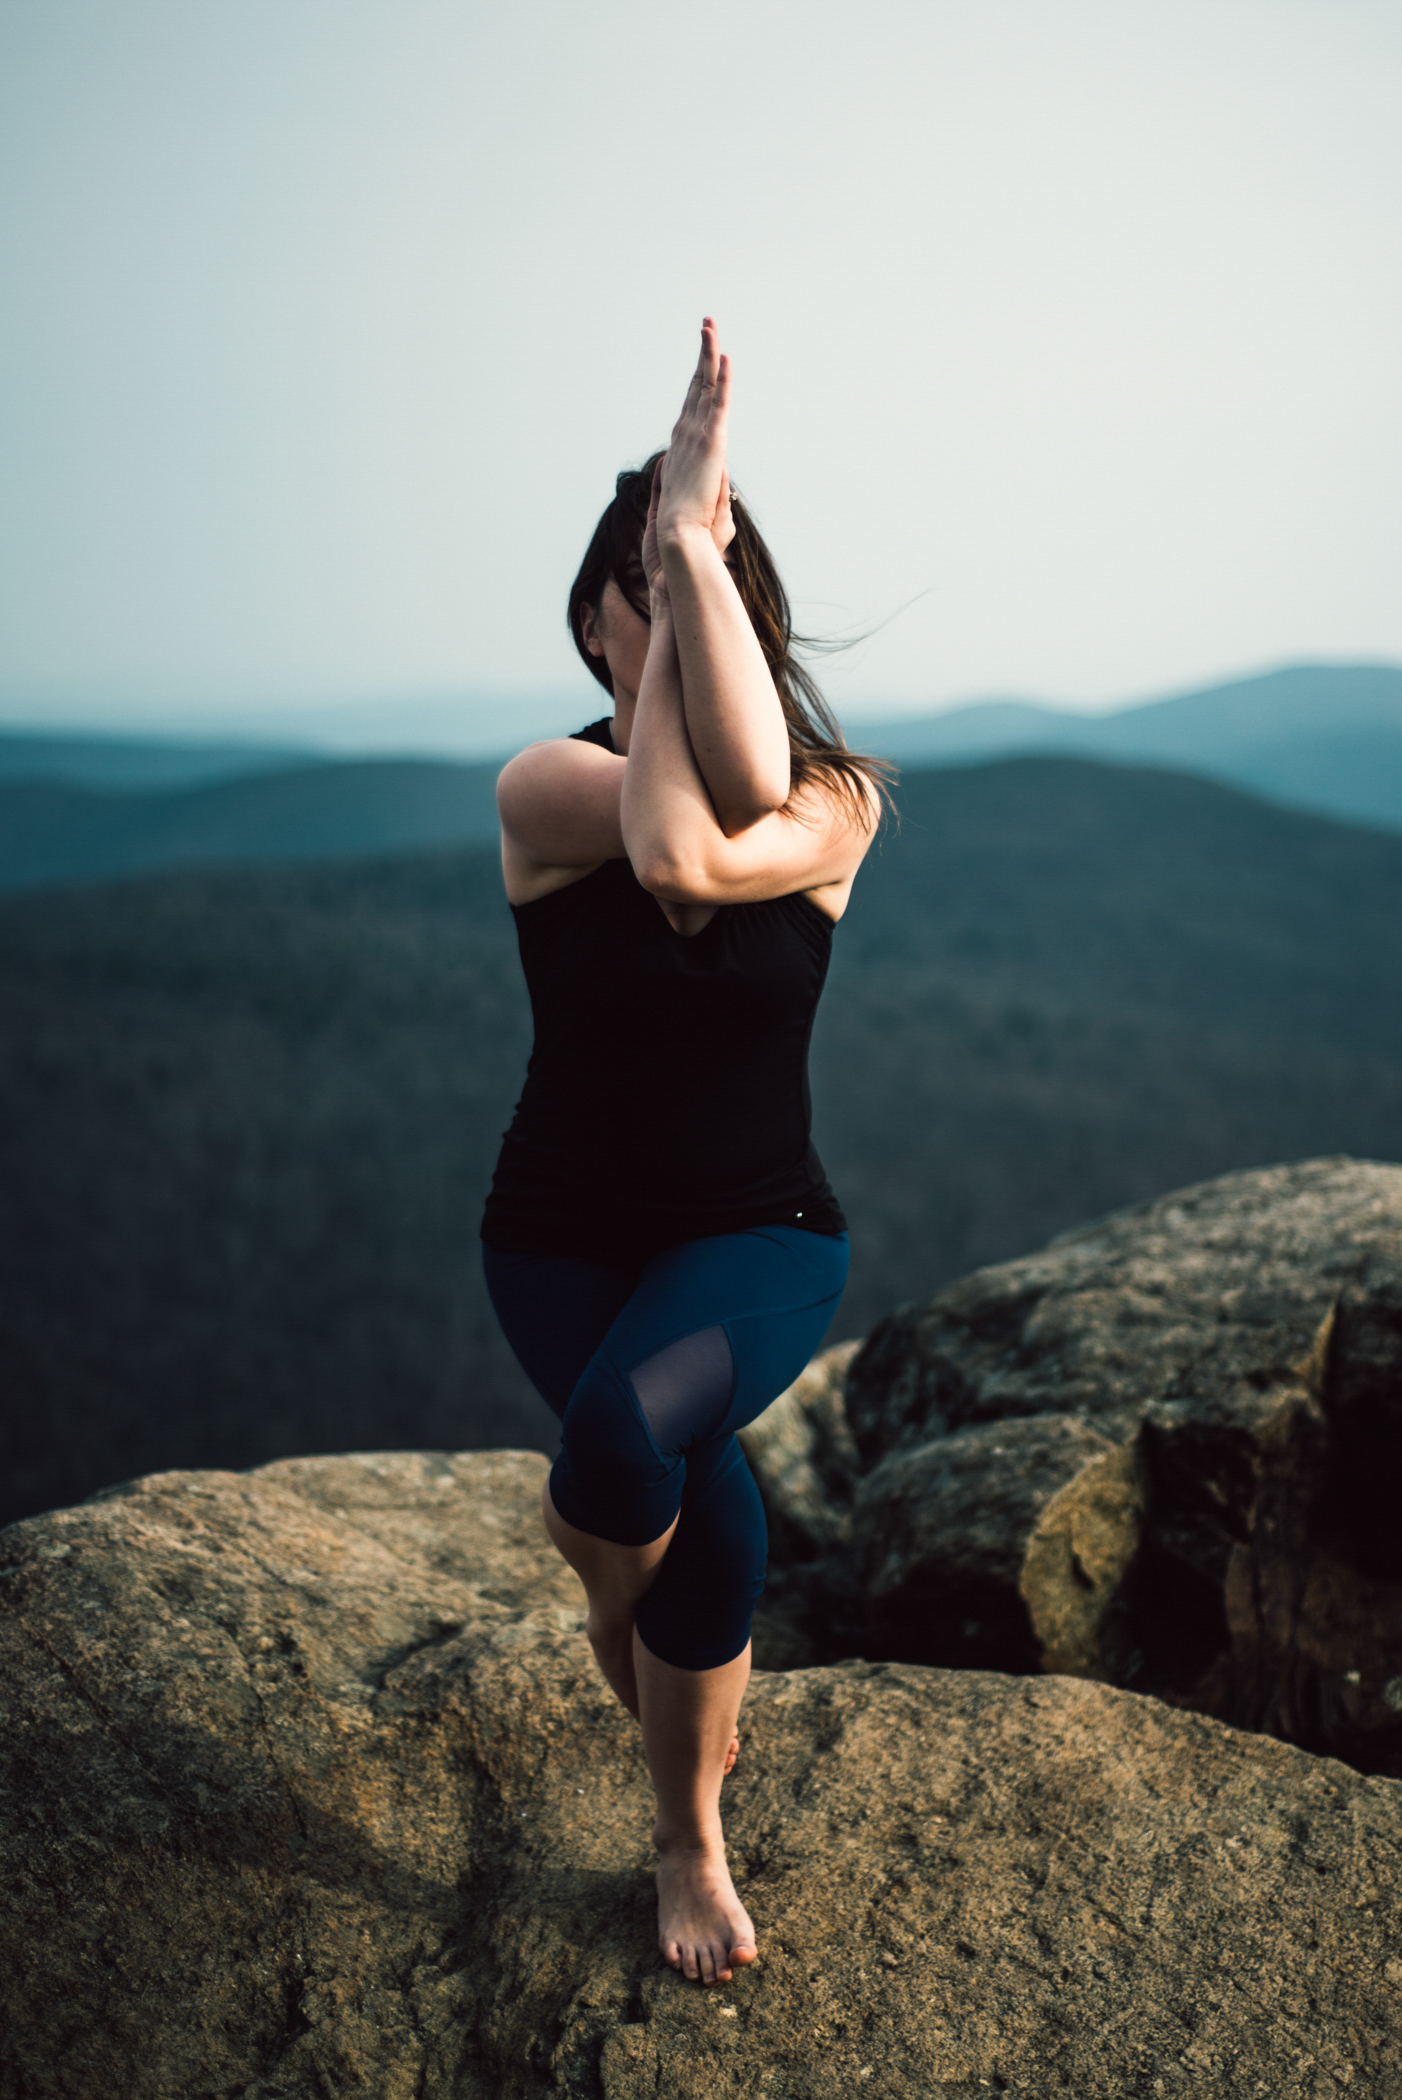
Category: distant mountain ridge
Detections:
[
  {"x1": 2, "y1": 661, "x2": 1399, "y2": 892},
  {"x1": 0, "y1": 729, "x2": 314, "y2": 789},
  {"x1": 0, "y1": 758, "x2": 503, "y2": 892},
  {"x1": 853, "y1": 663, "x2": 1402, "y2": 831},
  {"x1": 4, "y1": 755, "x2": 1401, "y2": 1525}
]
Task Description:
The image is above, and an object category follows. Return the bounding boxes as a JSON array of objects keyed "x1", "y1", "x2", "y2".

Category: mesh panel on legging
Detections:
[{"x1": 627, "y1": 1325, "x2": 734, "y2": 1450}]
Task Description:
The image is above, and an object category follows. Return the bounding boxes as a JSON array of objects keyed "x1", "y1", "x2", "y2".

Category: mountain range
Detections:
[
  {"x1": 1, "y1": 662, "x2": 1399, "y2": 891},
  {"x1": 853, "y1": 662, "x2": 1402, "y2": 830},
  {"x1": 3, "y1": 753, "x2": 1400, "y2": 1527}
]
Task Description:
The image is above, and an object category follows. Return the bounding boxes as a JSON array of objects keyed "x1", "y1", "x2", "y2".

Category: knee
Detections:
[
  {"x1": 634, "y1": 1450, "x2": 768, "y2": 1671},
  {"x1": 550, "y1": 1354, "x2": 684, "y2": 1547}
]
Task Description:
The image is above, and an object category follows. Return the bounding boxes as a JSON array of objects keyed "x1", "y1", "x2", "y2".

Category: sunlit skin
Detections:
[{"x1": 496, "y1": 320, "x2": 879, "y2": 1986}]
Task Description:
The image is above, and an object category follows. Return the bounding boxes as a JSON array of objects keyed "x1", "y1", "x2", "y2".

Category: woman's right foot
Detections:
[{"x1": 655, "y1": 1836, "x2": 757, "y2": 1985}]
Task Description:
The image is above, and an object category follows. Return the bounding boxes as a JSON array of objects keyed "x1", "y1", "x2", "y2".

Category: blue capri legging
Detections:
[{"x1": 482, "y1": 1226, "x2": 849, "y2": 1672}]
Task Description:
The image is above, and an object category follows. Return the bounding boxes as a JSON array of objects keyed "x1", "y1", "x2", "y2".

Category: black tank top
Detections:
[{"x1": 480, "y1": 717, "x2": 847, "y2": 1265}]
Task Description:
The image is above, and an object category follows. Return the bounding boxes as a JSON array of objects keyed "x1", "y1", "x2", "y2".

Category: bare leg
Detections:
[
  {"x1": 541, "y1": 1481, "x2": 751, "y2": 1977},
  {"x1": 541, "y1": 1480, "x2": 674, "y2": 1717},
  {"x1": 542, "y1": 1484, "x2": 742, "y2": 1755},
  {"x1": 635, "y1": 1633, "x2": 757, "y2": 1986}
]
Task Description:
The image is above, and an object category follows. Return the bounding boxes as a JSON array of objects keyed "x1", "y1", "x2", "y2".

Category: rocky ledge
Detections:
[
  {"x1": 745, "y1": 1156, "x2": 1402, "y2": 1779},
  {"x1": 3, "y1": 1158, "x2": 1401, "y2": 2097}
]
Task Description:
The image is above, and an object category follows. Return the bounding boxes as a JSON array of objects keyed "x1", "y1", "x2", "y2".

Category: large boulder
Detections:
[
  {"x1": 852, "y1": 1414, "x2": 1130, "y2": 1671},
  {"x1": 4, "y1": 1450, "x2": 1401, "y2": 2098},
  {"x1": 822, "y1": 1157, "x2": 1402, "y2": 1770},
  {"x1": 736, "y1": 1339, "x2": 861, "y2": 1560}
]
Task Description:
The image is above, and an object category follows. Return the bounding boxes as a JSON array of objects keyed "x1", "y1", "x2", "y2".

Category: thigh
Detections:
[
  {"x1": 596, "y1": 1226, "x2": 850, "y2": 1448},
  {"x1": 482, "y1": 1245, "x2": 638, "y2": 1420}
]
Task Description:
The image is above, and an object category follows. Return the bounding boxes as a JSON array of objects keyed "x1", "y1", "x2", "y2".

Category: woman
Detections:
[{"x1": 481, "y1": 320, "x2": 887, "y2": 1987}]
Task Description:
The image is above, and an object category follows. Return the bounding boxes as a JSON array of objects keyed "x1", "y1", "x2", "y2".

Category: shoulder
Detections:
[
  {"x1": 497, "y1": 734, "x2": 623, "y2": 808},
  {"x1": 497, "y1": 736, "x2": 629, "y2": 908}
]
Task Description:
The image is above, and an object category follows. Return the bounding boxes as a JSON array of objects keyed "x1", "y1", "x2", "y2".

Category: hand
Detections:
[
  {"x1": 645, "y1": 455, "x2": 733, "y2": 599},
  {"x1": 641, "y1": 461, "x2": 666, "y2": 596},
  {"x1": 657, "y1": 319, "x2": 734, "y2": 553},
  {"x1": 711, "y1": 467, "x2": 736, "y2": 559}
]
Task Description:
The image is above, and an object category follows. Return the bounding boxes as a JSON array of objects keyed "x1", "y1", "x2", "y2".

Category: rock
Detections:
[
  {"x1": 851, "y1": 1414, "x2": 1127, "y2": 1671},
  {"x1": 737, "y1": 1340, "x2": 861, "y2": 1559},
  {"x1": 846, "y1": 1156, "x2": 1402, "y2": 1458},
  {"x1": 252, "y1": 1447, "x2": 575, "y2": 1606},
  {"x1": 5, "y1": 1452, "x2": 1402, "y2": 2098},
  {"x1": 1018, "y1": 1439, "x2": 1146, "y2": 1677},
  {"x1": 739, "y1": 1341, "x2": 864, "y2": 1673},
  {"x1": 839, "y1": 1158, "x2": 1402, "y2": 1772}
]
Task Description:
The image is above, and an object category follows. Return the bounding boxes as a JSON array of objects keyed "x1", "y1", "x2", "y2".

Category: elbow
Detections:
[
  {"x1": 631, "y1": 846, "x2": 712, "y2": 902},
  {"x1": 713, "y1": 769, "x2": 790, "y2": 837},
  {"x1": 717, "y1": 791, "x2": 785, "y2": 838}
]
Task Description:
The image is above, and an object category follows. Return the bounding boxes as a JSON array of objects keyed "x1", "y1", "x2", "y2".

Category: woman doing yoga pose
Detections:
[{"x1": 481, "y1": 321, "x2": 886, "y2": 1986}]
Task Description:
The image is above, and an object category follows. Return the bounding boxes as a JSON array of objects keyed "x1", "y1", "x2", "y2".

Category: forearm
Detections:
[
  {"x1": 622, "y1": 596, "x2": 873, "y2": 907},
  {"x1": 620, "y1": 596, "x2": 732, "y2": 896},
  {"x1": 658, "y1": 527, "x2": 791, "y2": 834}
]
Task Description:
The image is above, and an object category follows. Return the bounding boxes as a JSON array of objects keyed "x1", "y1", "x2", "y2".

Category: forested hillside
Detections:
[{"x1": 3, "y1": 754, "x2": 1401, "y2": 1525}]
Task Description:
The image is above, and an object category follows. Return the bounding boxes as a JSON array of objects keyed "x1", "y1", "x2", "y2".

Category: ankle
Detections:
[{"x1": 653, "y1": 1822, "x2": 725, "y2": 1862}]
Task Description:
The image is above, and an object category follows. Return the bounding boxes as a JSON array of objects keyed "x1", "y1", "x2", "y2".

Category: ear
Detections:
[{"x1": 579, "y1": 600, "x2": 606, "y2": 657}]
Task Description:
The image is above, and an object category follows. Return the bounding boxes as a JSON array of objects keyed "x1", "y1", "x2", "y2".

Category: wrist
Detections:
[{"x1": 658, "y1": 520, "x2": 718, "y2": 567}]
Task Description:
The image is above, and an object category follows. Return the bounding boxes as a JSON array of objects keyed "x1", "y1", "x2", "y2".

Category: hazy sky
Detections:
[{"x1": 1, "y1": 0, "x2": 1399, "y2": 748}]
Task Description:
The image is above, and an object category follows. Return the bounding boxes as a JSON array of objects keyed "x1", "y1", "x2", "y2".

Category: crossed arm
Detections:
[{"x1": 496, "y1": 322, "x2": 876, "y2": 910}]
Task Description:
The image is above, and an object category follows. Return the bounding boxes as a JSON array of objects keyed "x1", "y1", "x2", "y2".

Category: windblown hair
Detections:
[{"x1": 567, "y1": 452, "x2": 895, "y2": 824}]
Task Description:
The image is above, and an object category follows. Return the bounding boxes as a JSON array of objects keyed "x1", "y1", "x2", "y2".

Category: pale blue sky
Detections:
[{"x1": 1, "y1": 0, "x2": 1399, "y2": 751}]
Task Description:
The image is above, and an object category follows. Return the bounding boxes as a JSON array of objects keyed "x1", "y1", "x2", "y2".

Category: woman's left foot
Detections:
[{"x1": 656, "y1": 1837, "x2": 756, "y2": 1985}]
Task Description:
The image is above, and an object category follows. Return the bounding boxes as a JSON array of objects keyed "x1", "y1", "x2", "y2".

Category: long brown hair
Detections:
[{"x1": 567, "y1": 452, "x2": 895, "y2": 824}]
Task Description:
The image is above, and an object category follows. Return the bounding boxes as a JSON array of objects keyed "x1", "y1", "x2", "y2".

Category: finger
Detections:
[
  {"x1": 700, "y1": 317, "x2": 721, "y2": 395},
  {"x1": 705, "y1": 351, "x2": 731, "y2": 444},
  {"x1": 711, "y1": 469, "x2": 735, "y2": 554},
  {"x1": 678, "y1": 319, "x2": 714, "y2": 425},
  {"x1": 683, "y1": 319, "x2": 720, "y2": 423}
]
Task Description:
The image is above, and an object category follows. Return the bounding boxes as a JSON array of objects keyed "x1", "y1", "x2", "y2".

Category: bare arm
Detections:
[
  {"x1": 621, "y1": 588, "x2": 875, "y2": 907},
  {"x1": 498, "y1": 320, "x2": 875, "y2": 911},
  {"x1": 653, "y1": 324, "x2": 792, "y2": 834},
  {"x1": 495, "y1": 738, "x2": 625, "y2": 904}
]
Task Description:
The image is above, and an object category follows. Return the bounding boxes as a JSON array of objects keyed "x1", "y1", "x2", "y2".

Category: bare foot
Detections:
[
  {"x1": 586, "y1": 1609, "x2": 640, "y2": 1720},
  {"x1": 655, "y1": 1837, "x2": 757, "y2": 1985}
]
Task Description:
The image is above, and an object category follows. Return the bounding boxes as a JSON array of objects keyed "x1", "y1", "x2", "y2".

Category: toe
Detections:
[
  {"x1": 698, "y1": 1943, "x2": 718, "y2": 1987},
  {"x1": 682, "y1": 1943, "x2": 700, "y2": 1982},
  {"x1": 731, "y1": 1938, "x2": 757, "y2": 1967}
]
